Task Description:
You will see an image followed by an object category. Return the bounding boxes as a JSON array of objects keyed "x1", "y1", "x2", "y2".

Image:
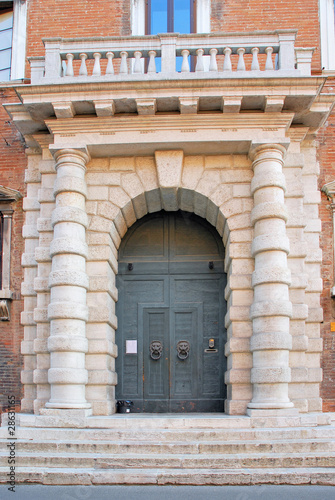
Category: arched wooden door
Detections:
[{"x1": 115, "y1": 211, "x2": 227, "y2": 412}]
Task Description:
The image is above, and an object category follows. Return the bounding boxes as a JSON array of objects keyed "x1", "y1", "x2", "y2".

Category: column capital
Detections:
[
  {"x1": 50, "y1": 147, "x2": 90, "y2": 168},
  {"x1": 249, "y1": 141, "x2": 290, "y2": 162}
]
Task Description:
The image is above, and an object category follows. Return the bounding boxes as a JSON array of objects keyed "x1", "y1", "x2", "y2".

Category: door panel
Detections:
[{"x1": 116, "y1": 211, "x2": 227, "y2": 413}]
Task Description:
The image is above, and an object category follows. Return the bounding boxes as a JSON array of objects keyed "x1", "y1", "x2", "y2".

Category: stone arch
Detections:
[{"x1": 85, "y1": 152, "x2": 254, "y2": 415}]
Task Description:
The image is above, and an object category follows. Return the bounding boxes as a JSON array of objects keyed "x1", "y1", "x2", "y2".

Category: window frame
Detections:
[
  {"x1": 131, "y1": 0, "x2": 210, "y2": 36},
  {"x1": 0, "y1": 0, "x2": 27, "y2": 81},
  {"x1": 319, "y1": 0, "x2": 335, "y2": 71},
  {"x1": 145, "y1": 0, "x2": 196, "y2": 35},
  {"x1": 0, "y1": 186, "x2": 21, "y2": 321}
]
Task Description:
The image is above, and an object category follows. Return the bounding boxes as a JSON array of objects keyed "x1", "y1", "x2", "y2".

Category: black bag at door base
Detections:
[{"x1": 116, "y1": 400, "x2": 133, "y2": 413}]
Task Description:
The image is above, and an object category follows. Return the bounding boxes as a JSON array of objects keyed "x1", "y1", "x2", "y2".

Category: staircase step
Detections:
[
  {"x1": 1, "y1": 451, "x2": 335, "y2": 469},
  {"x1": 1, "y1": 438, "x2": 335, "y2": 454},
  {"x1": 6, "y1": 425, "x2": 335, "y2": 443},
  {"x1": 0, "y1": 466, "x2": 334, "y2": 485}
]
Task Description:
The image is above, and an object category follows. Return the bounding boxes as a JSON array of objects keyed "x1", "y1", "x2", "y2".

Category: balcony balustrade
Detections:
[{"x1": 29, "y1": 31, "x2": 314, "y2": 85}]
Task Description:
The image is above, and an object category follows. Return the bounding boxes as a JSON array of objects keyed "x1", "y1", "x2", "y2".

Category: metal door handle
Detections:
[
  {"x1": 176, "y1": 340, "x2": 190, "y2": 360},
  {"x1": 149, "y1": 340, "x2": 163, "y2": 360}
]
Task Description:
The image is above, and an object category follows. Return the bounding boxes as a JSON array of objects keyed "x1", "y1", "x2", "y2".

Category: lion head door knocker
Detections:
[
  {"x1": 149, "y1": 340, "x2": 163, "y2": 360},
  {"x1": 176, "y1": 340, "x2": 190, "y2": 360}
]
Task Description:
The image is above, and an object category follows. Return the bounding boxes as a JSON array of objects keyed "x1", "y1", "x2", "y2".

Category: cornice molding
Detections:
[{"x1": 0, "y1": 185, "x2": 22, "y2": 202}]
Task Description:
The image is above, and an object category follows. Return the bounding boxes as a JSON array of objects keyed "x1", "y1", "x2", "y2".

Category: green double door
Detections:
[{"x1": 116, "y1": 211, "x2": 227, "y2": 412}]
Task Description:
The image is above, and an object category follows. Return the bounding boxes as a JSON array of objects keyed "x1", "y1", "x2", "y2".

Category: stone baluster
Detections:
[
  {"x1": 209, "y1": 48, "x2": 218, "y2": 71},
  {"x1": 46, "y1": 149, "x2": 91, "y2": 411},
  {"x1": 120, "y1": 51, "x2": 128, "y2": 74},
  {"x1": 79, "y1": 53, "x2": 88, "y2": 76},
  {"x1": 195, "y1": 48, "x2": 205, "y2": 72},
  {"x1": 181, "y1": 49, "x2": 190, "y2": 72},
  {"x1": 92, "y1": 52, "x2": 101, "y2": 76},
  {"x1": 265, "y1": 47, "x2": 274, "y2": 70},
  {"x1": 147, "y1": 50, "x2": 157, "y2": 73},
  {"x1": 65, "y1": 53, "x2": 74, "y2": 76},
  {"x1": 106, "y1": 52, "x2": 114, "y2": 74},
  {"x1": 237, "y1": 48, "x2": 246, "y2": 71},
  {"x1": 248, "y1": 144, "x2": 294, "y2": 412},
  {"x1": 133, "y1": 51, "x2": 143, "y2": 73},
  {"x1": 223, "y1": 47, "x2": 232, "y2": 71},
  {"x1": 251, "y1": 47, "x2": 260, "y2": 71}
]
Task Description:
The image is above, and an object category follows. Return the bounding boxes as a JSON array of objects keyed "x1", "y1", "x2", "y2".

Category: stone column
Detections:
[
  {"x1": 248, "y1": 144, "x2": 294, "y2": 411},
  {"x1": 45, "y1": 149, "x2": 91, "y2": 411}
]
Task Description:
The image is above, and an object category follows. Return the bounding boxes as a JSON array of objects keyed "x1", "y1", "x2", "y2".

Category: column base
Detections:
[
  {"x1": 40, "y1": 408, "x2": 92, "y2": 417},
  {"x1": 246, "y1": 408, "x2": 299, "y2": 417}
]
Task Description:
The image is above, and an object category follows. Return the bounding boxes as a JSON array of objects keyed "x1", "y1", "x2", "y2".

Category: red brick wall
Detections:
[{"x1": 0, "y1": 88, "x2": 26, "y2": 414}]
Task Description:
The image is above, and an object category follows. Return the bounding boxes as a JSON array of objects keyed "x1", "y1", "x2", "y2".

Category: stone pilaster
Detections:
[
  {"x1": 45, "y1": 149, "x2": 91, "y2": 411},
  {"x1": 248, "y1": 144, "x2": 294, "y2": 411}
]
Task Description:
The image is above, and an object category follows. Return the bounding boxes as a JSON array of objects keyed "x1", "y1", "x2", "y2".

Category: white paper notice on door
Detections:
[{"x1": 126, "y1": 340, "x2": 137, "y2": 354}]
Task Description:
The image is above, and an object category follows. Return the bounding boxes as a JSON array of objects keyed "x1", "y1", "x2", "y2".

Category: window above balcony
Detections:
[
  {"x1": 0, "y1": 0, "x2": 27, "y2": 81},
  {"x1": 131, "y1": 0, "x2": 210, "y2": 35}
]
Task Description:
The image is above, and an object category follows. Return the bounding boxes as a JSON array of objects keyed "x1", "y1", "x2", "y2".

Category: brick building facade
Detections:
[{"x1": 0, "y1": 0, "x2": 335, "y2": 485}]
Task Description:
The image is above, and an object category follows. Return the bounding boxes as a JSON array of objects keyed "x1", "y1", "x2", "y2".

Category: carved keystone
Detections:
[{"x1": 155, "y1": 150, "x2": 184, "y2": 211}]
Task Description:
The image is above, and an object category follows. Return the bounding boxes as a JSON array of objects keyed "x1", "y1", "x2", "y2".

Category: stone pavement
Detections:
[{"x1": 1, "y1": 484, "x2": 335, "y2": 500}]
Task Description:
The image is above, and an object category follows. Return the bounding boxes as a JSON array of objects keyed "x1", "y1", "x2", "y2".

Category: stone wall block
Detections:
[
  {"x1": 21, "y1": 283, "x2": 37, "y2": 297},
  {"x1": 48, "y1": 302, "x2": 88, "y2": 322},
  {"x1": 87, "y1": 371, "x2": 117, "y2": 385},
  {"x1": 135, "y1": 157, "x2": 158, "y2": 191},
  {"x1": 252, "y1": 234, "x2": 290, "y2": 256},
  {"x1": 23, "y1": 225, "x2": 39, "y2": 239},
  {"x1": 50, "y1": 238, "x2": 88, "y2": 259},
  {"x1": 251, "y1": 201, "x2": 288, "y2": 226},
  {"x1": 23, "y1": 198, "x2": 41, "y2": 211},
  {"x1": 193, "y1": 191, "x2": 208, "y2": 218},
  {"x1": 48, "y1": 270, "x2": 89, "y2": 289},
  {"x1": 114, "y1": 210, "x2": 128, "y2": 238},
  {"x1": 48, "y1": 368, "x2": 88, "y2": 385},
  {"x1": 86, "y1": 172, "x2": 121, "y2": 185},
  {"x1": 54, "y1": 176, "x2": 87, "y2": 198},
  {"x1": 250, "y1": 300, "x2": 292, "y2": 319},
  {"x1": 88, "y1": 215, "x2": 113, "y2": 233},
  {"x1": 87, "y1": 186, "x2": 109, "y2": 200},
  {"x1": 51, "y1": 206, "x2": 88, "y2": 228},
  {"x1": 206, "y1": 201, "x2": 219, "y2": 228},
  {"x1": 196, "y1": 170, "x2": 221, "y2": 198},
  {"x1": 252, "y1": 266, "x2": 291, "y2": 287},
  {"x1": 225, "y1": 369, "x2": 251, "y2": 384},
  {"x1": 178, "y1": 187, "x2": 194, "y2": 212},
  {"x1": 48, "y1": 335, "x2": 88, "y2": 353},
  {"x1": 250, "y1": 332, "x2": 292, "y2": 351},
  {"x1": 132, "y1": 193, "x2": 148, "y2": 220},
  {"x1": 33, "y1": 307, "x2": 48, "y2": 323},
  {"x1": 109, "y1": 186, "x2": 131, "y2": 208},
  {"x1": 209, "y1": 184, "x2": 232, "y2": 207},
  {"x1": 251, "y1": 170, "x2": 286, "y2": 194},
  {"x1": 38, "y1": 188, "x2": 55, "y2": 203},
  {"x1": 181, "y1": 155, "x2": 204, "y2": 190},
  {"x1": 251, "y1": 367, "x2": 291, "y2": 384},
  {"x1": 145, "y1": 188, "x2": 162, "y2": 213}
]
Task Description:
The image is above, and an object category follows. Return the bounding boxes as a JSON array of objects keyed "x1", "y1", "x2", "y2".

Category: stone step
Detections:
[
  {"x1": 1, "y1": 466, "x2": 335, "y2": 486},
  {"x1": 6, "y1": 424, "x2": 335, "y2": 443},
  {"x1": 1, "y1": 451, "x2": 335, "y2": 469},
  {"x1": 1, "y1": 438, "x2": 335, "y2": 454}
]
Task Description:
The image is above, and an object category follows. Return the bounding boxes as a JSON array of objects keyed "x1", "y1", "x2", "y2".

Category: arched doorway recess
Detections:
[{"x1": 116, "y1": 210, "x2": 227, "y2": 412}]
